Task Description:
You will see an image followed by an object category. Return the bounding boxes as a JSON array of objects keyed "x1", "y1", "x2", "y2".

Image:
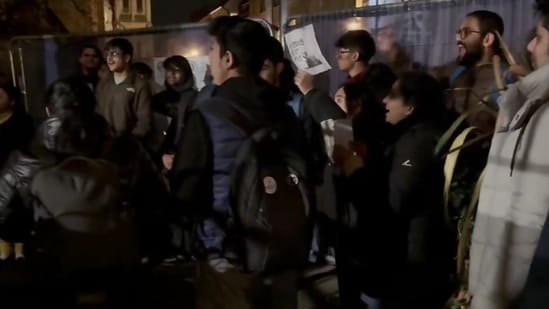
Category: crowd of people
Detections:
[{"x1": 1, "y1": 0, "x2": 549, "y2": 308}]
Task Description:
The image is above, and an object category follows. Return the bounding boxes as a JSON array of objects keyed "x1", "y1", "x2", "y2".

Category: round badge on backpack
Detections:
[
  {"x1": 288, "y1": 173, "x2": 299, "y2": 186},
  {"x1": 263, "y1": 176, "x2": 277, "y2": 195}
]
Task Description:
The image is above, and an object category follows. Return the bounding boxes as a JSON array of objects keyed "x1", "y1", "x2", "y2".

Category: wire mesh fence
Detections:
[{"x1": 282, "y1": 0, "x2": 535, "y2": 96}]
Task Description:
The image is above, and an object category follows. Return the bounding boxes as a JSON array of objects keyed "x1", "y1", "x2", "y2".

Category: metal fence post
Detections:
[{"x1": 280, "y1": 0, "x2": 289, "y2": 49}]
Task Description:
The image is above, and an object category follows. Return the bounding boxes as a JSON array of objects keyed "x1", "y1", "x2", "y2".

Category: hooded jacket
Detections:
[
  {"x1": 149, "y1": 76, "x2": 197, "y2": 153},
  {"x1": 469, "y1": 64, "x2": 549, "y2": 309},
  {"x1": 170, "y1": 76, "x2": 306, "y2": 260}
]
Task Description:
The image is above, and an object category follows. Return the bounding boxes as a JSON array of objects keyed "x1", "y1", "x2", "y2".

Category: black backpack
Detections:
[
  {"x1": 202, "y1": 100, "x2": 312, "y2": 273},
  {"x1": 30, "y1": 156, "x2": 140, "y2": 272}
]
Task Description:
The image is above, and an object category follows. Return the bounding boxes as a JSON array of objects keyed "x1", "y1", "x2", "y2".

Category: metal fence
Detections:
[
  {"x1": 9, "y1": 19, "x2": 274, "y2": 120},
  {"x1": 282, "y1": 0, "x2": 536, "y2": 95}
]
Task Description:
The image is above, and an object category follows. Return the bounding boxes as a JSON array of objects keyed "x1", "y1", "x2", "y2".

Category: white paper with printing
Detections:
[{"x1": 285, "y1": 24, "x2": 332, "y2": 75}]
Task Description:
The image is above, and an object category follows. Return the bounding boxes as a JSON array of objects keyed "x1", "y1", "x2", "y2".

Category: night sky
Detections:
[{"x1": 151, "y1": 0, "x2": 221, "y2": 26}]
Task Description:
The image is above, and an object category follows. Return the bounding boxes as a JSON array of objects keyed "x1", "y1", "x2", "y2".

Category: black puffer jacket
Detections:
[
  {"x1": 385, "y1": 118, "x2": 454, "y2": 307},
  {"x1": 0, "y1": 114, "x2": 112, "y2": 224},
  {"x1": 0, "y1": 113, "x2": 172, "y2": 260}
]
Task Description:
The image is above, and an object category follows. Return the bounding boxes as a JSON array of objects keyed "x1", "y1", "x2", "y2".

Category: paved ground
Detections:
[{"x1": 0, "y1": 260, "x2": 339, "y2": 308}]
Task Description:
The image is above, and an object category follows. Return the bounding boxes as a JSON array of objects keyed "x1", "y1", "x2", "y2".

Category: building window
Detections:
[
  {"x1": 122, "y1": 0, "x2": 130, "y2": 13},
  {"x1": 136, "y1": 0, "x2": 144, "y2": 14}
]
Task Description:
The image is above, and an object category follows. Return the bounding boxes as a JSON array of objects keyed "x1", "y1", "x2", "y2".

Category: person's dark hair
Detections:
[
  {"x1": 130, "y1": 62, "x2": 153, "y2": 79},
  {"x1": 466, "y1": 10, "x2": 504, "y2": 54},
  {"x1": 0, "y1": 83, "x2": 22, "y2": 105},
  {"x1": 335, "y1": 30, "x2": 376, "y2": 63},
  {"x1": 279, "y1": 58, "x2": 300, "y2": 97},
  {"x1": 343, "y1": 63, "x2": 396, "y2": 113},
  {"x1": 105, "y1": 38, "x2": 134, "y2": 59},
  {"x1": 535, "y1": 0, "x2": 549, "y2": 30},
  {"x1": 265, "y1": 36, "x2": 284, "y2": 64},
  {"x1": 79, "y1": 44, "x2": 101, "y2": 58},
  {"x1": 44, "y1": 79, "x2": 110, "y2": 157},
  {"x1": 395, "y1": 71, "x2": 446, "y2": 124},
  {"x1": 342, "y1": 64, "x2": 396, "y2": 146},
  {"x1": 45, "y1": 78, "x2": 96, "y2": 116},
  {"x1": 208, "y1": 16, "x2": 270, "y2": 76},
  {"x1": 163, "y1": 55, "x2": 193, "y2": 82},
  {"x1": 362, "y1": 63, "x2": 397, "y2": 101},
  {"x1": 349, "y1": 83, "x2": 390, "y2": 148},
  {"x1": 0, "y1": 83, "x2": 26, "y2": 114}
]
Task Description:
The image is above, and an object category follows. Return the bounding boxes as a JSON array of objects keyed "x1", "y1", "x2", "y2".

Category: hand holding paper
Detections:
[{"x1": 295, "y1": 71, "x2": 314, "y2": 95}]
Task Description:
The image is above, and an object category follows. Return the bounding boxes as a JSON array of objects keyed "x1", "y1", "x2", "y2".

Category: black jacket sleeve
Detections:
[
  {"x1": 303, "y1": 89, "x2": 346, "y2": 123},
  {"x1": 170, "y1": 110, "x2": 212, "y2": 218},
  {"x1": 301, "y1": 89, "x2": 345, "y2": 185},
  {"x1": 160, "y1": 119, "x2": 177, "y2": 154}
]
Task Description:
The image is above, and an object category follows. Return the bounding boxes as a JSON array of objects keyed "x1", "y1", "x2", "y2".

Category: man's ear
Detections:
[
  {"x1": 351, "y1": 51, "x2": 360, "y2": 62},
  {"x1": 483, "y1": 32, "x2": 496, "y2": 48},
  {"x1": 223, "y1": 50, "x2": 235, "y2": 70},
  {"x1": 45, "y1": 106, "x2": 51, "y2": 117},
  {"x1": 405, "y1": 105, "x2": 415, "y2": 116},
  {"x1": 124, "y1": 54, "x2": 131, "y2": 64}
]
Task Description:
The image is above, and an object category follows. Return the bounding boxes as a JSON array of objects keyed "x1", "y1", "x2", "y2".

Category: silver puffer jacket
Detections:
[{"x1": 0, "y1": 115, "x2": 112, "y2": 224}]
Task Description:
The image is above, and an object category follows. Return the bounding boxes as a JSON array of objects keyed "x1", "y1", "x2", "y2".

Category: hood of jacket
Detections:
[
  {"x1": 497, "y1": 64, "x2": 549, "y2": 175},
  {"x1": 166, "y1": 74, "x2": 195, "y2": 94},
  {"x1": 499, "y1": 64, "x2": 549, "y2": 132}
]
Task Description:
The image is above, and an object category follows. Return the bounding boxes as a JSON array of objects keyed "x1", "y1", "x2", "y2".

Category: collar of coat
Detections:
[{"x1": 498, "y1": 64, "x2": 549, "y2": 132}]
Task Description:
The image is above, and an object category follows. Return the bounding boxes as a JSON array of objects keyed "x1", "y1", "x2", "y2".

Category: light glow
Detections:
[{"x1": 345, "y1": 17, "x2": 365, "y2": 31}]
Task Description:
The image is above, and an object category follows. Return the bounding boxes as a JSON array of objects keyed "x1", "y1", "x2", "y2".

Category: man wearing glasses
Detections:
[
  {"x1": 96, "y1": 38, "x2": 152, "y2": 138},
  {"x1": 450, "y1": 10, "x2": 508, "y2": 133}
]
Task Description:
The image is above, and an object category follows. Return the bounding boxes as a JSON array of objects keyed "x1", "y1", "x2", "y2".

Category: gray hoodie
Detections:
[{"x1": 469, "y1": 64, "x2": 549, "y2": 309}]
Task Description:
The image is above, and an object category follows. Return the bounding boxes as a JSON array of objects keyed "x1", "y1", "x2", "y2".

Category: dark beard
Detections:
[{"x1": 457, "y1": 44, "x2": 483, "y2": 67}]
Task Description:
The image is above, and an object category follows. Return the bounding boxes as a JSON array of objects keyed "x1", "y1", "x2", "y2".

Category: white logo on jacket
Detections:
[{"x1": 401, "y1": 159, "x2": 413, "y2": 167}]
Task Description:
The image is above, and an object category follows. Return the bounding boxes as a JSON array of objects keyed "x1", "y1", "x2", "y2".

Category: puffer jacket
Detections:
[
  {"x1": 385, "y1": 117, "x2": 454, "y2": 308},
  {"x1": 0, "y1": 114, "x2": 112, "y2": 225},
  {"x1": 0, "y1": 113, "x2": 172, "y2": 261}
]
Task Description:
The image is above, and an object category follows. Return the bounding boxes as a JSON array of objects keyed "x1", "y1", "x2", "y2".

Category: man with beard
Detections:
[{"x1": 450, "y1": 10, "x2": 509, "y2": 133}]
